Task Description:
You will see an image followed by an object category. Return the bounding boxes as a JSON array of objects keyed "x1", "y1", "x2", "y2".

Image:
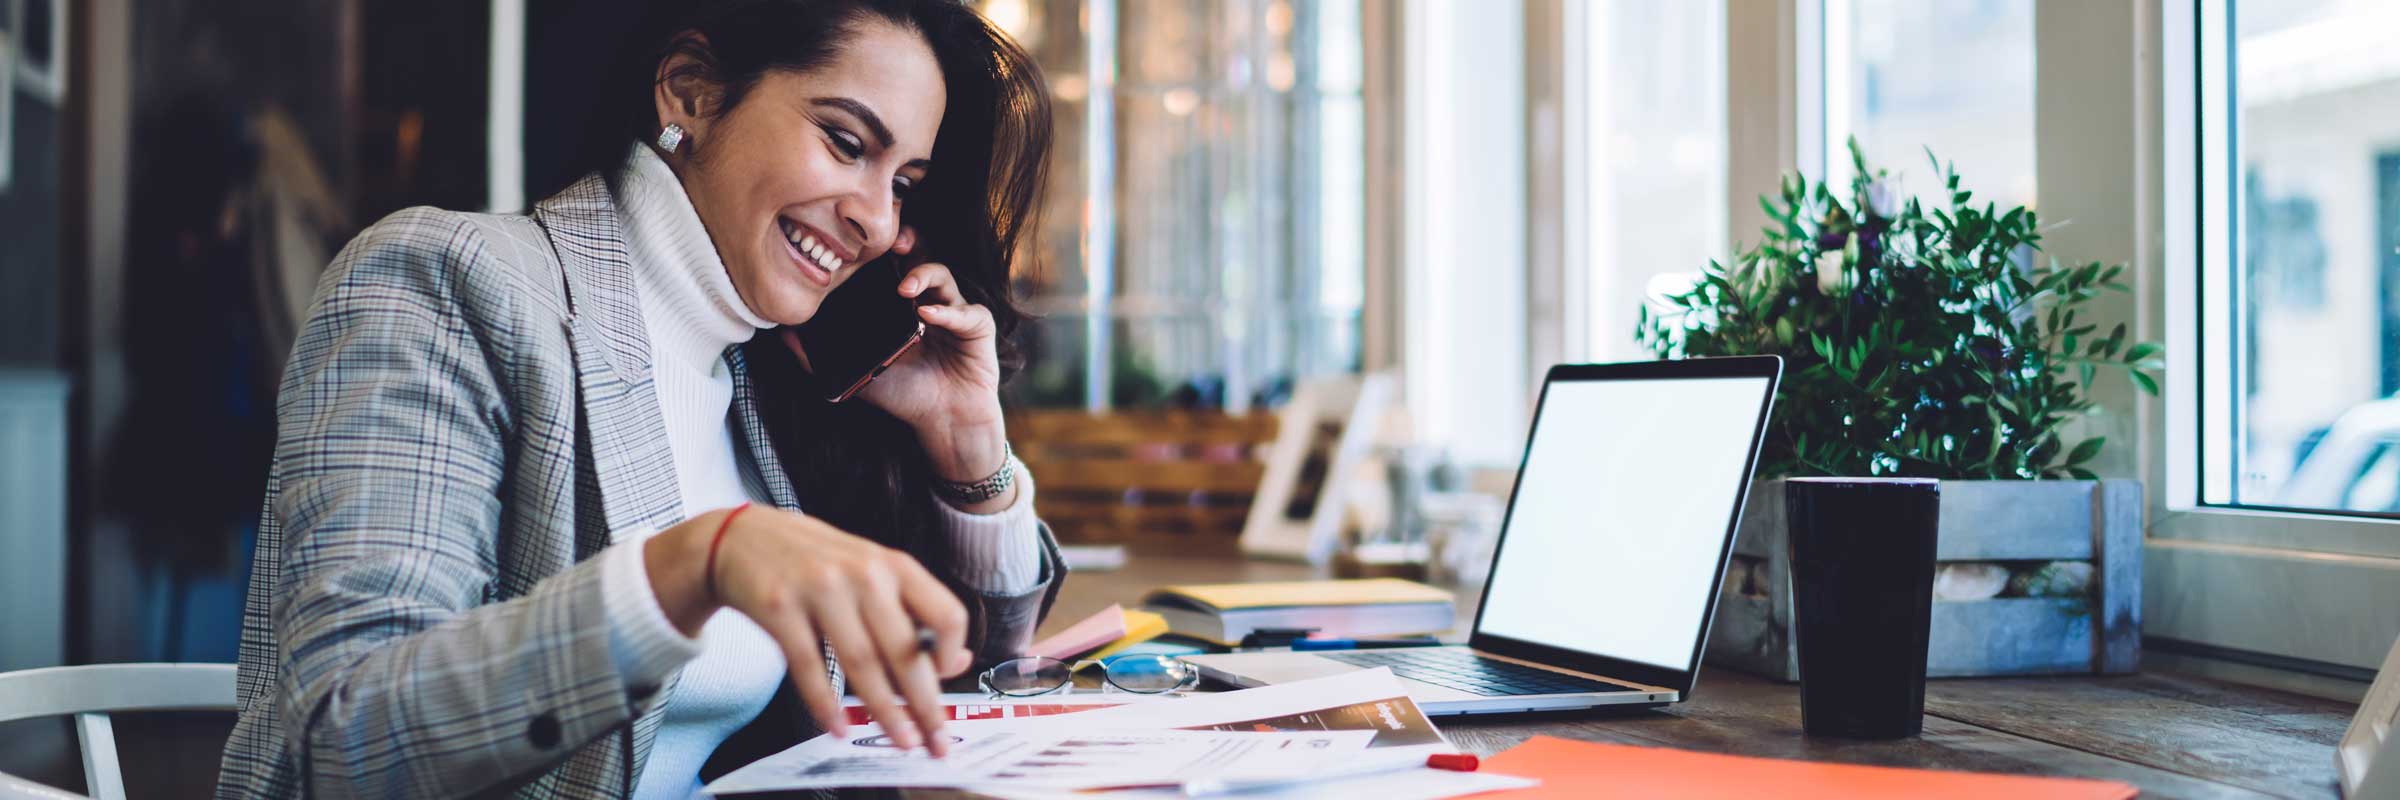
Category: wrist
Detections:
[
  {"x1": 921, "y1": 417, "x2": 1010, "y2": 484},
  {"x1": 644, "y1": 510, "x2": 733, "y2": 637}
]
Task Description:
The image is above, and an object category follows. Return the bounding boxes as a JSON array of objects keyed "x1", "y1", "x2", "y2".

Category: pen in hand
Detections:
[{"x1": 913, "y1": 624, "x2": 945, "y2": 757}]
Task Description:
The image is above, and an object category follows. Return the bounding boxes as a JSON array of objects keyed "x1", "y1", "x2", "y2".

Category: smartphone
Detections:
[{"x1": 788, "y1": 256, "x2": 926, "y2": 403}]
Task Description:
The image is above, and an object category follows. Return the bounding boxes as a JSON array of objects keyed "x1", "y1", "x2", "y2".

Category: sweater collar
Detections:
[{"x1": 616, "y1": 143, "x2": 774, "y2": 375}]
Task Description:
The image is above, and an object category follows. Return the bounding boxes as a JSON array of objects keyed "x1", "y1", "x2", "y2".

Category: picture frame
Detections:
[
  {"x1": 1238, "y1": 372, "x2": 1395, "y2": 565},
  {"x1": 2341, "y1": 633, "x2": 2400, "y2": 798}
]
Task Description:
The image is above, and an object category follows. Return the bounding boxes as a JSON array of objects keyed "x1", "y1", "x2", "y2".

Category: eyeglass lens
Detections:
[
  {"x1": 1099, "y1": 655, "x2": 1195, "y2": 693},
  {"x1": 982, "y1": 657, "x2": 1073, "y2": 697},
  {"x1": 980, "y1": 655, "x2": 1197, "y2": 696}
]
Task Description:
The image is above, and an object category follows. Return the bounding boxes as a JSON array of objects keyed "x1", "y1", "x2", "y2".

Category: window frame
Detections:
[{"x1": 2159, "y1": 0, "x2": 2400, "y2": 562}]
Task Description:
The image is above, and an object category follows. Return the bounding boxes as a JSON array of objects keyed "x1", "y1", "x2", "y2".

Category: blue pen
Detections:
[{"x1": 1291, "y1": 636, "x2": 1441, "y2": 651}]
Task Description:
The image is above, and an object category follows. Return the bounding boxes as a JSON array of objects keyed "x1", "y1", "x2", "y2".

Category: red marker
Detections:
[{"x1": 1426, "y1": 753, "x2": 1481, "y2": 771}]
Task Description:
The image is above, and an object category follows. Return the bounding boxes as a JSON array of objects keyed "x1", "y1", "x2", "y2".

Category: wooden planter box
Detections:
[{"x1": 1705, "y1": 479, "x2": 2143, "y2": 680}]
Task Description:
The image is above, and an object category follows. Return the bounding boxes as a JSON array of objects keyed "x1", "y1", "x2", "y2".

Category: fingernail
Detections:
[{"x1": 902, "y1": 279, "x2": 920, "y2": 294}]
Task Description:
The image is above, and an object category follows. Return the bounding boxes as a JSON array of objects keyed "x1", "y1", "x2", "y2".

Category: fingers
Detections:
[
  {"x1": 897, "y1": 262, "x2": 963, "y2": 306},
  {"x1": 891, "y1": 225, "x2": 918, "y2": 258},
  {"x1": 812, "y1": 588, "x2": 924, "y2": 753},
  {"x1": 857, "y1": 554, "x2": 955, "y2": 757},
  {"x1": 764, "y1": 611, "x2": 848, "y2": 738},
  {"x1": 916, "y1": 302, "x2": 996, "y2": 343},
  {"x1": 896, "y1": 261, "x2": 997, "y2": 346},
  {"x1": 892, "y1": 556, "x2": 972, "y2": 677},
  {"x1": 714, "y1": 513, "x2": 972, "y2": 759}
]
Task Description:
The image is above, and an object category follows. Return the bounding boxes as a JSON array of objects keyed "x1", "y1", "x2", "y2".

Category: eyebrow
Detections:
[{"x1": 809, "y1": 96, "x2": 933, "y2": 170}]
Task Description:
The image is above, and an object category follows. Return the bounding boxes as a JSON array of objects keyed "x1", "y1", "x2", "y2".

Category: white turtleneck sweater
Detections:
[{"x1": 594, "y1": 143, "x2": 1044, "y2": 799}]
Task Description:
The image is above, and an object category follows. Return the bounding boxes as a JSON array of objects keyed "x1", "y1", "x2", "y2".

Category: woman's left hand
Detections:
[{"x1": 778, "y1": 230, "x2": 1011, "y2": 501}]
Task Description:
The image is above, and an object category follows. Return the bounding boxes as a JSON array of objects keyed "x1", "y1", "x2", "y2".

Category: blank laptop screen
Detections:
[{"x1": 1476, "y1": 376, "x2": 1770, "y2": 671}]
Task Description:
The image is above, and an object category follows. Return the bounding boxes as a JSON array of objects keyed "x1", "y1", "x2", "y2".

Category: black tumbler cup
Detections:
[{"x1": 1785, "y1": 477, "x2": 1941, "y2": 739}]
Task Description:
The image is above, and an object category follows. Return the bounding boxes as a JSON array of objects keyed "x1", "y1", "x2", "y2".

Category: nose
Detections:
[{"x1": 837, "y1": 173, "x2": 901, "y2": 259}]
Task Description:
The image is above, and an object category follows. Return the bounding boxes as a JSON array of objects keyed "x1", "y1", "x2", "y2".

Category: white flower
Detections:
[
  {"x1": 1867, "y1": 177, "x2": 1903, "y2": 218},
  {"x1": 1814, "y1": 249, "x2": 1852, "y2": 295}
]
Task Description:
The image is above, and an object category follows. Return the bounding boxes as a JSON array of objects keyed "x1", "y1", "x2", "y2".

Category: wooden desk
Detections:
[{"x1": 1041, "y1": 554, "x2": 2357, "y2": 799}]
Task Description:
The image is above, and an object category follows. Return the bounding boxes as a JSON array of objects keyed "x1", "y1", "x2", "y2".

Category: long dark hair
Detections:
[{"x1": 562, "y1": 0, "x2": 1049, "y2": 554}]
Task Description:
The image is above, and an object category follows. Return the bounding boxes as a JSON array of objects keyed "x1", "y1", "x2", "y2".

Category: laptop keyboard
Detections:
[{"x1": 1314, "y1": 648, "x2": 1629, "y2": 697}]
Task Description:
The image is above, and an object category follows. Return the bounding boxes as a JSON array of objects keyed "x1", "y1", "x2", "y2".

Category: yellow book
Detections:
[
  {"x1": 1086, "y1": 609, "x2": 1170, "y2": 661},
  {"x1": 1140, "y1": 578, "x2": 1456, "y2": 646}
]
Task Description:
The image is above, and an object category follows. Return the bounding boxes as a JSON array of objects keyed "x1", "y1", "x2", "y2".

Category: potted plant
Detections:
[{"x1": 1638, "y1": 141, "x2": 2164, "y2": 678}]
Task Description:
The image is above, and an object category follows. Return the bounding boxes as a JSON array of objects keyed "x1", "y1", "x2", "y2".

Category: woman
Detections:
[{"x1": 216, "y1": 1, "x2": 1060, "y2": 797}]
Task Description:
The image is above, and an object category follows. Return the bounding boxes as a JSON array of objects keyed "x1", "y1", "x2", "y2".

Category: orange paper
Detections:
[{"x1": 1469, "y1": 735, "x2": 2138, "y2": 800}]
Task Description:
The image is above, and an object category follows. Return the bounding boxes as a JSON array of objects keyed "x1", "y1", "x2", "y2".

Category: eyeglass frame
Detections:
[{"x1": 976, "y1": 654, "x2": 1201, "y2": 698}]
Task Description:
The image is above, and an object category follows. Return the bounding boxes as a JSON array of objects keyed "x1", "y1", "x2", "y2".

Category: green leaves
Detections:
[
  {"x1": 2065, "y1": 437, "x2": 2105, "y2": 467},
  {"x1": 1634, "y1": 145, "x2": 2166, "y2": 480},
  {"x1": 2129, "y1": 370, "x2": 2161, "y2": 396}
]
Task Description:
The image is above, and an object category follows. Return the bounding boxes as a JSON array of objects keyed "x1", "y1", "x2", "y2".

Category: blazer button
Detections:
[{"x1": 528, "y1": 712, "x2": 562, "y2": 749}]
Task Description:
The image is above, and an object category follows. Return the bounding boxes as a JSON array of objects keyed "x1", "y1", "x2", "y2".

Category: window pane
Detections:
[
  {"x1": 1000, "y1": 0, "x2": 1365, "y2": 409},
  {"x1": 2233, "y1": 0, "x2": 2400, "y2": 512},
  {"x1": 1585, "y1": 0, "x2": 1725, "y2": 360},
  {"x1": 1830, "y1": 0, "x2": 2034, "y2": 210}
]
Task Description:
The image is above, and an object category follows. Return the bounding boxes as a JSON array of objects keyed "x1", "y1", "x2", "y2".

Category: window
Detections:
[
  {"x1": 1578, "y1": 0, "x2": 1726, "y2": 361},
  {"x1": 1823, "y1": 0, "x2": 2034, "y2": 210},
  {"x1": 2201, "y1": 0, "x2": 2400, "y2": 516},
  {"x1": 2156, "y1": 0, "x2": 2400, "y2": 675},
  {"x1": 998, "y1": 0, "x2": 1366, "y2": 411}
]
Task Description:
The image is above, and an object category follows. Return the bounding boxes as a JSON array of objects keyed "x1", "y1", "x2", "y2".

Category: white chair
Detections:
[{"x1": 0, "y1": 663, "x2": 237, "y2": 800}]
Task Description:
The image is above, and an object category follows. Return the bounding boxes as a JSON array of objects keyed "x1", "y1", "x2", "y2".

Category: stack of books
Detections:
[{"x1": 1140, "y1": 578, "x2": 1456, "y2": 646}]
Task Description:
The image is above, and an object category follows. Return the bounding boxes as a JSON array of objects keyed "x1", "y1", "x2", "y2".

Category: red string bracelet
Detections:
[{"x1": 705, "y1": 502, "x2": 753, "y2": 605}]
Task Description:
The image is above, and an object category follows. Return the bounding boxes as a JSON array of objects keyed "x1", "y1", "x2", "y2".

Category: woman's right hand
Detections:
[{"x1": 643, "y1": 506, "x2": 973, "y2": 756}]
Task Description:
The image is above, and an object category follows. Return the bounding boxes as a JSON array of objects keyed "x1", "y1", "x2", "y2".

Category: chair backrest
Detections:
[
  {"x1": 0, "y1": 663, "x2": 238, "y2": 800},
  {"x1": 1009, "y1": 410, "x2": 1279, "y2": 554}
]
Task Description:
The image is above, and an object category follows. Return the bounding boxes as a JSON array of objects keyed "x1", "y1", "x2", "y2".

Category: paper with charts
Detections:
[
  {"x1": 703, "y1": 668, "x2": 1511, "y2": 795},
  {"x1": 701, "y1": 725, "x2": 1372, "y2": 794}
]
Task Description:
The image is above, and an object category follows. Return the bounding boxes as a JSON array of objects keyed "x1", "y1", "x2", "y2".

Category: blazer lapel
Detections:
[
  {"x1": 532, "y1": 176, "x2": 685, "y2": 537},
  {"x1": 726, "y1": 344, "x2": 802, "y2": 512}
]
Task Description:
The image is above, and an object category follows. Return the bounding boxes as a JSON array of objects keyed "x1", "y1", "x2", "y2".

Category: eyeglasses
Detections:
[{"x1": 977, "y1": 654, "x2": 1200, "y2": 697}]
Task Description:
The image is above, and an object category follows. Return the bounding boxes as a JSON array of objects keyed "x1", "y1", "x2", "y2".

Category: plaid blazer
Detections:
[{"x1": 216, "y1": 175, "x2": 1064, "y2": 799}]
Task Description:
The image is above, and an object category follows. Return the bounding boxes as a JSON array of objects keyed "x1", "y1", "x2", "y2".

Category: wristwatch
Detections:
[{"x1": 935, "y1": 442, "x2": 1019, "y2": 505}]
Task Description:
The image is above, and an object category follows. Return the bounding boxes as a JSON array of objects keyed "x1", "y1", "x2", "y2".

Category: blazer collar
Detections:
[
  {"x1": 530, "y1": 173, "x2": 803, "y2": 521},
  {"x1": 728, "y1": 344, "x2": 803, "y2": 511},
  {"x1": 533, "y1": 174, "x2": 655, "y2": 387}
]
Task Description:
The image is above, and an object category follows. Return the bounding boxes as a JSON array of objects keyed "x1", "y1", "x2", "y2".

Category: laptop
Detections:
[{"x1": 1182, "y1": 356, "x2": 1783, "y2": 716}]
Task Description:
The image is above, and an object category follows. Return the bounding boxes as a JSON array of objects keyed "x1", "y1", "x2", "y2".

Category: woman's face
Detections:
[{"x1": 663, "y1": 19, "x2": 946, "y2": 325}]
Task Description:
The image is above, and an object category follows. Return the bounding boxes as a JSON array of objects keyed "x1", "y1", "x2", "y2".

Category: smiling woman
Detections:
[{"x1": 213, "y1": 2, "x2": 1061, "y2": 799}]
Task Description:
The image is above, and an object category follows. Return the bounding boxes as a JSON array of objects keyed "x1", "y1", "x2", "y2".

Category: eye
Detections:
[
  {"x1": 893, "y1": 176, "x2": 916, "y2": 200},
  {"x1": 824, "y1": 126, "x2": 865, "y2": 160}
]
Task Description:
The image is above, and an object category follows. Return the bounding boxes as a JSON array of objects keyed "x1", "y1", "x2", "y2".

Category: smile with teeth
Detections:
[{"x1": 780, "y1": 219, "x2": 844, "y2": 273}]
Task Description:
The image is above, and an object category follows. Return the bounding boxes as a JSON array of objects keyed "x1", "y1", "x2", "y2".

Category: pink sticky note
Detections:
[{"x1": 1025, "y1": 604, "x2": 1130, "y2": 660}]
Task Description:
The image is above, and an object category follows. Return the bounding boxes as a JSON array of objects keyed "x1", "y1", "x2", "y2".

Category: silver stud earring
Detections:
[{"x1": 656, "y1": 123, "x2": 687, "y2": 153}]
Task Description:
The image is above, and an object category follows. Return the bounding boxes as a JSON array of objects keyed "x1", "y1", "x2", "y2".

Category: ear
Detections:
[{"x1": 653, "y1": 33, "x2": 722, "y2": 150}]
